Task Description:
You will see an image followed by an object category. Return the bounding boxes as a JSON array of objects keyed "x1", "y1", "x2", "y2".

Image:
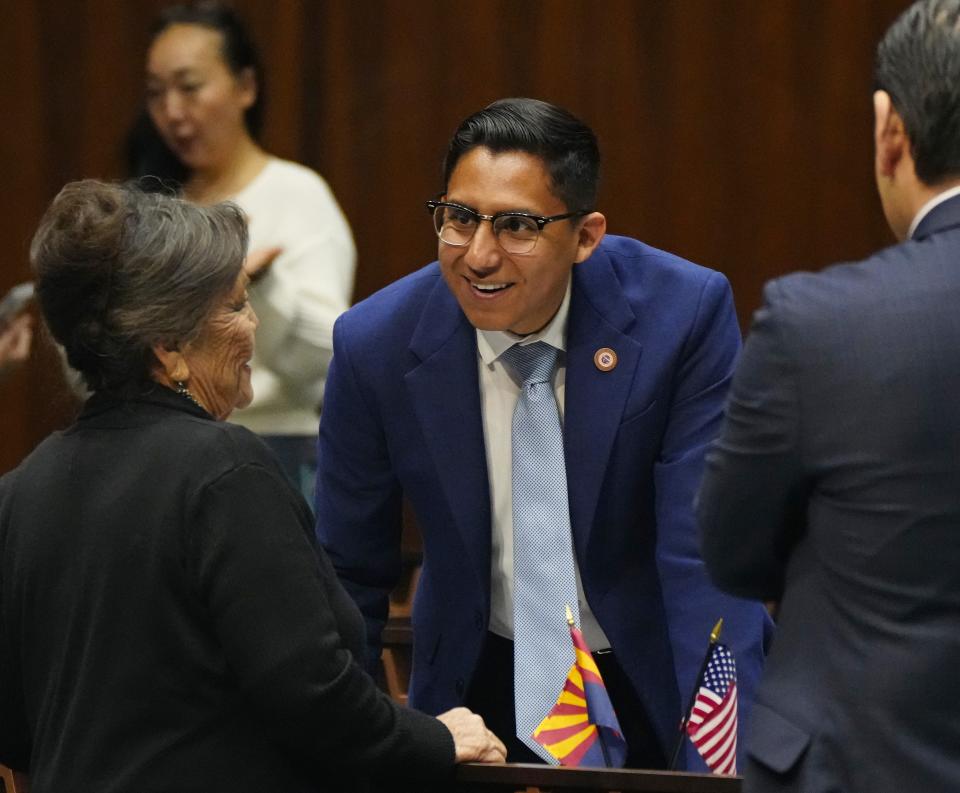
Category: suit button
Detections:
[
  {"x1": 455, "y1": 678, "x2": 465, "y2": 697},
  {"x1": 474, "y1": 611, "x2": 484, "y2": 630}
]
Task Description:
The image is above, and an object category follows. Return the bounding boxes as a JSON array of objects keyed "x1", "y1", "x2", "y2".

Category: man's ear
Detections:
[
  {"x1": 574, "y1": 212, "x2": 607, "y2": 264},
  {"x1": 874, "y1": 89, "x2": 907, "y2": 179},
  {"x1": 151, "y1": 342, "x2": 190, "y2": 384}
]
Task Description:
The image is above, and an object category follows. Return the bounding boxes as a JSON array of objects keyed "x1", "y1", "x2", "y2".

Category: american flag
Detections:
[{"x1": 685, "y1": 643, "x2": 738, "y2": 775}]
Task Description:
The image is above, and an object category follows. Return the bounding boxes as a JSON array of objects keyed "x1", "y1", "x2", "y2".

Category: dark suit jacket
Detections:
[
  {"x1": 698, "y1": 195, "x2": 960, "y2": 792},
  {"x1": 316, "y1": 234, "x2": 772, "y2": 771},
  {"x1": 0, "y1": 388, "x2": 452, "y2": 793}
]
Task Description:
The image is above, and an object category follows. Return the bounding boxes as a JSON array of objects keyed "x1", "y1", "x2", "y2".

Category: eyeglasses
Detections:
[{"x1": 426, "y1": 200, "x2": 589, "y2": 255}]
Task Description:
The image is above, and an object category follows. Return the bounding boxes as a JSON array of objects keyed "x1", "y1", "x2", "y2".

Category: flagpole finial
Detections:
[
  {"x1": 565, "y1": 604, "x2": 575, "y2": 627},
  {"x1": 710, "y1": 618, "x2": 723, "y2": 643}
]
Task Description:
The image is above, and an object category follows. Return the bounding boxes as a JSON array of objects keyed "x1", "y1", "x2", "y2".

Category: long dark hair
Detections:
[{"x1": 126, "y1": 1, "x2": 266, "y2": 190}]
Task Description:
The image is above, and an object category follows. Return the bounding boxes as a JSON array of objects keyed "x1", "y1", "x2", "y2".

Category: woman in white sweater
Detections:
[{"x1": 129, "y1": 1, "x2": 355, "y2": 503}]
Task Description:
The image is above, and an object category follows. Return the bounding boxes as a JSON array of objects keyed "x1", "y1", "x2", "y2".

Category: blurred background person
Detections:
[
  {"x1": 0, "y1": 180, "x2": 504, "y2": 793},
  {"x1": 129, "y1": 0, "x2": 355, "y2": 502},
  {"x1": 0, "y1": 313, "x2": 32, "y2": 384}
]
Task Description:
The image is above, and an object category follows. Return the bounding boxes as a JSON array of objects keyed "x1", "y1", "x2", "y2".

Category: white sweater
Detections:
[{"x1": 230, "y1": 158, "x2": 356, "y2": 436}]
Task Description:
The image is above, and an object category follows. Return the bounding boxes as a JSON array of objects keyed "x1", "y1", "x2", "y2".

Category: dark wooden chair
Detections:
[
  {"x1": 381, "y1": 551, "x2": 420, "y2": 704},
  {"x1": 380, "y1": 503, "x2": 422, "y2": 704}
]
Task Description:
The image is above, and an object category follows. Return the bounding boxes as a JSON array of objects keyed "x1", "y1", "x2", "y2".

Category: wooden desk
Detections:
[{"x1": 453, "y1": 763, "x2": 740, "y2": 793}]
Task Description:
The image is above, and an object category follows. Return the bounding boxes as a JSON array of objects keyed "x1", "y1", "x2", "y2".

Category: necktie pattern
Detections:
[{"x1": 501, "y1": 341, "x2": 581, "y2": 764}]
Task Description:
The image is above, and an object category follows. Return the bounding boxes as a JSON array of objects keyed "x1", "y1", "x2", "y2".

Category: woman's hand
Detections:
[
  {"x1": 0, "y1": 313, "x2": 33, "y2": 381},
  {"x1": 243, "y1": 246, "x2": 283, "y2": 283},
  {"x1": 436, "y1": 707, "x2": 507, "y2": 764}
]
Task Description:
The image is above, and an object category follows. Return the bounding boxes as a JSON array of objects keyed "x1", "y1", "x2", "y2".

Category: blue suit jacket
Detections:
[
  {"x1": 317, "y1": 235, "x2": 772, "y2": 770},
  {"x1": 698, "y1": 195, "x2": 960, "y2": 791}
]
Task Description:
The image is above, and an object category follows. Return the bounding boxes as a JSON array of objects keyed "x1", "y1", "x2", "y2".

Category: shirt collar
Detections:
[
  {"x1": 908, "y1": 184, "x2": 960, "y2": 239},
  {"x1": 476, "y1": 276, "x2": 572, "y2": 365}
]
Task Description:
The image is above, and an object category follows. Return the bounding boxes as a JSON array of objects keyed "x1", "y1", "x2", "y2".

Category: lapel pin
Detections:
[{"x1": 594, "y1": 347, "x2": 617, "y2": 372}]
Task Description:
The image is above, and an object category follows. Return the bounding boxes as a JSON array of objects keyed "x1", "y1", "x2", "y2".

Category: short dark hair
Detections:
[
  {"x1": 128, "y1": 1, "x2": 265, "y2": 186},
  {"x1": 442, "y1": 98, "x2": 601, "y2": 212},
  {"x1": 30, "y1": 180, "x2": 247, "y2": 396},
  {"x1": 875, "y1": 0, "x2": 960, "y2": 185}
]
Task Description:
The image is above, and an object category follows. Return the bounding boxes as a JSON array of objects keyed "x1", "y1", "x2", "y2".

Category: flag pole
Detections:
[
  {"x1": 668, "y1": 618, "x2": 723, "y2": 771},
  {"x1": 566, "y1": 604, "x2": 612, "y2": 769}
]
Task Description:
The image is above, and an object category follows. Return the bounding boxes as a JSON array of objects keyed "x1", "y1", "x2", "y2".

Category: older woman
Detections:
[{"x1": 0, "y1": 181, "x2": 504, "y2": 793}]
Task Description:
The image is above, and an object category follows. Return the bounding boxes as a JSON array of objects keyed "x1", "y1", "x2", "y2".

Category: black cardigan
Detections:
[{"x1": 0, "y1": 387, "x2": 453, "y2": 792}]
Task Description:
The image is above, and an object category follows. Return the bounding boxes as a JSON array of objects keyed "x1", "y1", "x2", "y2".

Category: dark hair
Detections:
[
  {"x1": 127, "y1": 1, "x2": 265, "y2": 186},
  {"x1": 441, "y1": 98, "x2": 601, "y2": 212},
  {"x1": 875, "y1": 0, "x2": 960, "y2": 185},
  {"x1": 30, "y1": 180, "x2": 247, "y2": 395}
]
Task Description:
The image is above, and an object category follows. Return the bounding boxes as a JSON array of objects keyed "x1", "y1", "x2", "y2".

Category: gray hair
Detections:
[{"x1": 30, "y1": 179, "x2": 247, "y2": 395}]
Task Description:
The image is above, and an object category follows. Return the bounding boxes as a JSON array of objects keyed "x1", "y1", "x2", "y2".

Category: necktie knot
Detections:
[{"x1": 501, "y1": 341, "x2": 559, "y2": 386}]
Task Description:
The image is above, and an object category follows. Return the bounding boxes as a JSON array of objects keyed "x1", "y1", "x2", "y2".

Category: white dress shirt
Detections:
[
  {"x1": 477, "y1": 278, "x2": 611, "y2": 650},
  {"x1": 907, "y1": 184, "x2": 960, "y2": 239}
]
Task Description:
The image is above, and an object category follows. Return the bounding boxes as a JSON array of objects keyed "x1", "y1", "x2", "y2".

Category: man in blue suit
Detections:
[
  {"x1": 316, "y1": 98, "x2": 771, "y2": 770},
  {"x1": 697, "y1": 2, "x2": 960, "y2": 790}
]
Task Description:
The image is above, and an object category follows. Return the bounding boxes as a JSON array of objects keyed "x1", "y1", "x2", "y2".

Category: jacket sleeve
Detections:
[
  {"x1": 314, "y1": 313, "x2": 404, "y2": 670},
  {"x1": 651, "y1": 271, "x2": 774, "y2": 771},
  {"x1": 697, "y1": 277, "x2": 809, "y2": 601},
  {"x1": 187, "y1": 462, "x2": 452, "y2": 780}
]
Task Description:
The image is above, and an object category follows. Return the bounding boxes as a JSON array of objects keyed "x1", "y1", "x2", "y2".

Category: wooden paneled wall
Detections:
[{"x1": 0, "y1": 0, "x2": 909, "y2": 472}]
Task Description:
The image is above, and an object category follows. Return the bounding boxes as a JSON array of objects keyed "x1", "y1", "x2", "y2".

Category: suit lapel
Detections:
[
  {"x1": 403, "y1": 249, "x2": 645, "y2": 594},
  {"x1": 406, "y1": 277, "x2": 491, "y2": 599},
  {"x1": 565, "y1": 248, "x2": 643, "y2": 559}
]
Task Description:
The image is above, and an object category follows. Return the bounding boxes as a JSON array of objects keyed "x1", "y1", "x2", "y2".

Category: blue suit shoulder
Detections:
[
  {"x1": 336, "y1": 263, "x2": 443, "y2": 344},
  {"x1": 336, "y1": 237, "x2": 733, "y2": 354},
  {"x1": 760, "y1": 235, "x2": 927, "y2": 329},
  {"x1": 597, "y1": 234, "x2": 731, "y2": 305},
  {"x1": 591, "y1": 235, "x2": 735, "y2": 340},
  {"x1": 599, "y1": 234, "x2": 727, "y2": 286}
]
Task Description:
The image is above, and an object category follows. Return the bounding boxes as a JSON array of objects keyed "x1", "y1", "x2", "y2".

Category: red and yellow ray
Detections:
[{"x1": 533, "y1": 664, "x2": 601, "y2": 765}]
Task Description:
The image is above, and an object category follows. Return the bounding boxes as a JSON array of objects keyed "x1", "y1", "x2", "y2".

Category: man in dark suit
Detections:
[
  {"x1": 697, "y1": 1, "x2": 960, "y2": 790},
  {"x1": 316, "y1": 98, "x2": 771, "y2": 770}
]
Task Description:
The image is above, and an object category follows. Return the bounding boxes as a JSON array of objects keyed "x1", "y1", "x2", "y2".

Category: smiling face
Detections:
[
  {"x1": 145, "y1": 23, "x2": 254, "y2": 172},
  {"x1": 169, "y1": 273, "x2": 258, "y2": 420},
  {"x1": 438, "y1": 147, "x2": 605, "y2": 336}
]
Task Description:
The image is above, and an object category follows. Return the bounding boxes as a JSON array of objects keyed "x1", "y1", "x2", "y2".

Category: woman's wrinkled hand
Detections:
[{"x1": 436, "y1": 707, "x2": 507, "y2": 764}]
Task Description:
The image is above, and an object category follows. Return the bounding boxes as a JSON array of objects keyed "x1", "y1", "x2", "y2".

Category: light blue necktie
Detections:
[{"x1": 501, "y1": 341, "x2": 581, "y2": 764}]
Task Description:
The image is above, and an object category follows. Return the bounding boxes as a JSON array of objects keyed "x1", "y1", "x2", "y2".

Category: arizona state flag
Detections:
[{"x1": 532, "y1": 608, "x2": 627, "y2": 767}]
